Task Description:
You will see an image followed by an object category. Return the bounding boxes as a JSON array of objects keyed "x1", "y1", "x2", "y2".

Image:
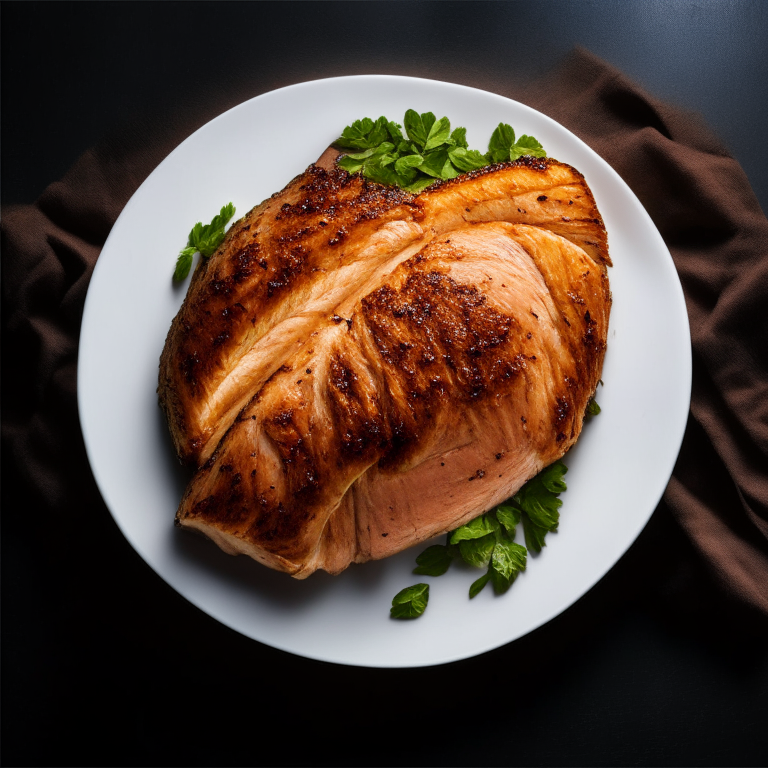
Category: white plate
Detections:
[{"x1": 78, "y1": 75, "x2": 691, "y2": 667}]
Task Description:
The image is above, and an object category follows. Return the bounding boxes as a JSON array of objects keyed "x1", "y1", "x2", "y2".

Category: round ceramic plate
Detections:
[{"x1": 78, "y1": 76, "x2": 691, "y2": 667}]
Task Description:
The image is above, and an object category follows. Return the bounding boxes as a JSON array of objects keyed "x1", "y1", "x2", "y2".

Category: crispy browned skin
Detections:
[
  {"x1": 175, "y1": 222, "x2": 610, "y2": 577},
  {"x1": 420, "y1": 158, "x2": 610, "y2": 268},
  {"x1": 158, "y1": 157, "x2": 608, "y2": 467},
  {"x1": 158, "y1": 168, "x2": 421, "y2": 464}
]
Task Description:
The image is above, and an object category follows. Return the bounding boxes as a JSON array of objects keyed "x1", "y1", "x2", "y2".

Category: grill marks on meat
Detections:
[
  {"x1": 159, "y1": 157, "x2": 608, "y2": 467},
  {"x1": 159, "y1": 168, "x2": 421, "y2": 464},
  {"x1": 175, "y1": 223, "x2": 610, "y2": 577}
]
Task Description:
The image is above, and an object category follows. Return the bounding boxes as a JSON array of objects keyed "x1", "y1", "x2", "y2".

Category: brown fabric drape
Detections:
[{"x1": 3, "y1": 48, "x2": 767, "y2": 616}]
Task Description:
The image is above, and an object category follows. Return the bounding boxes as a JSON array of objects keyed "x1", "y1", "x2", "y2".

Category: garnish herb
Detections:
[
  {"x1": 469, "y1": 572, "x2": 491, "y2": 599},
  {"x1": 392, "y1": 460, "x2": 570, "y2": 616},
  {"x1": 487, "y1": 123, "x2": 546, "y2": 164},
  {"x1": 515, "y1": 461, "x2": 566, "y2": 553},
  {"x1": 458, "y1": 532, "x2": 498, "y2": 569},
  {"x1": 586, "y1": 398, "x2": 602, "y2": 416},
  {"x1": 166, "y1": 115, "x2": 587, "y2": 618},
  {"x1": 489, "y1": 538, "x2": 528, "y2": 594},
  {"x1": 449, "y1": 513, "x2": 499, "y2": 543},
  {"x1": 173, "y1": 202, "x2": 236, "y2": 281},
  {"x1": 335, "y1": 111, "x2": 546, "y2": 193},
  {"x1": 413, "y1": 545, "x2": 453, "y2": 577},
  {"x1": 390, "y1": 583, "x2": 430, "y2": 619}
]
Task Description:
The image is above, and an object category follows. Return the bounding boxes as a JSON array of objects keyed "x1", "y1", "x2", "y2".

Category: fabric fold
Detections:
[{"x1": 3, "y1": 48, "x2": 767, "y2": 616}]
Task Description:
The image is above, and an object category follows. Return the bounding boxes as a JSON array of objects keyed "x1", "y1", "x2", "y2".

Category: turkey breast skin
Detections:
[
  {"x1": 171, "y1": 222, "x2": 609, "y2": 577},
  {"x1": 158, "y1": 156, "x2": 609, "y2": 468},
  {"x1": 161, "y1": 156, "x2": 610, "y2": 577}
]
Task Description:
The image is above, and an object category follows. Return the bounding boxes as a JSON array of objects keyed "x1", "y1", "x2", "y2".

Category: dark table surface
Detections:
[{"x1": 2, "y1": 2, "x2": 767, "y2": 767}]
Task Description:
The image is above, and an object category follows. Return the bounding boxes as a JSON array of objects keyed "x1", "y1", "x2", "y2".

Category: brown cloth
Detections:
[{"x1": 3, "y1": 48, "x2": 767, "y2": 616}]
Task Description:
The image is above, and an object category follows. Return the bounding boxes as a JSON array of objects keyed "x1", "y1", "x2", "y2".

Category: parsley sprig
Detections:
[
  {"x1": 336, "y1": 110, "x2": 546, "y2": 193},
  {"x1": 173, "y1": 202, "x2": 236, "y2": 281},
  {"x1": 390, "y1": 461, "x2": 568, "y2": 618}
]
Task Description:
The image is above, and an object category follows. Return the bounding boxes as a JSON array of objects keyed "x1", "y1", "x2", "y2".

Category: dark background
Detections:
[{"x1": 2, "y1": 2, "x2": 767, "y2": 766}]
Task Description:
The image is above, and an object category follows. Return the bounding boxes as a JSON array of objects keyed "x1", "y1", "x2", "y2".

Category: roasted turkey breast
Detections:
[{"x1": 160, "y1": 156, "x2": 610, "y2": 577}]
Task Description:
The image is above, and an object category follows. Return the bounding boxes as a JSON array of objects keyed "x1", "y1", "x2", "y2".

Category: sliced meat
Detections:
[{"x1": 176, "y1": 223, "x2": 610, "y2": 577}]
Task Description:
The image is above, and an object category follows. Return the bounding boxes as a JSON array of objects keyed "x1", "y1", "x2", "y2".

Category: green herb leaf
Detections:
[
  {"x1": 336, "y1": 116, "x2": 390, "y2": 150},
  {"x1": 488, "y1": 123, "x2": 516, "y2": 163},
  {"x1": 424, "y1": 116, "x2": 451, "y2": 151},
  {"x1": 367, "y1": 163, "x2": 404, "y2": 187},
  {"x1": 459, "y1": 533, "x2": 497, "y2": 568},
  {"x1": 450, "y1": 513, "x2": 499, "y2": 544},
  {"x1": 450, "y1": 126, "x2": 468, "y2": 148},
  {"x1": 338, "y1": 146, "x2": 380, "y2": 161},
  {"x1": 338, "y1": 142, "x2": 395, "y2": 172},
  {"x1": 495, "y1": 504, "x2": 522, "y2": 538},
  {"x1": 189, "y1": 202, "x2": 236, "y2": 258},
  {"x1": 489, "y1": 539, "x2": 527, "y2": 593},
  {"x1": 173, "y1": 203, "x2": 236, "y2": 281},
  {"x1": 441, "y1": 162, "x2": 460, "y2": 180},
  {"x1": 417, "y1": 148, "x2": 452, "y2": 179},
  {"x1": 335, "y1": 112, "x2": 546, "y2": 197},
  {"x1": 488, "y1": 123, "x2": 547, "y2": 164},
  {"x1": 469, "y1": 571, "x2": 491, "y2": 598},
  {"x1": 335, "y1": 117, "x2": 373, "y2": 149},
  {"x1": 173, "y1": 246, "x2": 198, "y2": 282},
  {"x1": 404, "y1": 109, "x2": 431, "y2": 149},
  {"x1": 336, "y1": 155, "x2": 367, "y2": 174},
  {"x1": 390, "y1": 583, "x2": 429, "y2": 619},
  {"x1": 386, "y1": 121, "x2": 404, "y2": 143},
  {"x1": 394, "y1": 153, "x2": 425, "y2": 175},
  {"x1": 522, "y1": 515, "x2": 549, "y2": 553},
  {"x1": 448, "y1": 147, "x2": 489, "y2": 172},
  {"x1": 421, "y1": 112, "x2": 437, "y2": 138},
  {"x1": 586, "y1": 398, "x2": 601, "y2": 416},
  {"x1": 538, "y1": 461, "x2": 568, "y2": 494},
  {"x1": 403, "y1": 177, "x2": 438, "y2": 193},
  {"x1": 515, "y1": 461, "x2": 567, "y2": 552},
  {"x1": 413, "y1": 544, "x2": 454, "y2": 576},
  {"x1": 515, "y1": 474, "x2": 564, "y2": 531},
  {"x1": 509, "y1": 134, "x2": 547, "y2": 161}
]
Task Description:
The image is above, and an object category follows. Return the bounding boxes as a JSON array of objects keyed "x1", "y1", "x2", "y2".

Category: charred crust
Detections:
[
  {"x1": 277, "y1": 166, "x2": 416, "y2": 220},
  {"x1": 167, "y1": 163, "x2": 421, "y2": 411},
  {"x1": 361, "y1": 268, "x2": 524, "y2": 466},
  {"x1": 272, "y1": 410, "x2": 294, "y2": 427},
  {"x1": 582, "y1": 309, "x2": 601, "y2": 350},
  {"x1": 327, "y1": 354, "x2": 389, "y2": 459},
  {"x1": 263, "y1": 409, "x2": 321, "y2": 502},
  {"x1": 187, "y1": 493, "x2": 250, "y2": 526},
  {"x1": 554, "y1": 397, "x2": 570, "y2": 426},
  {"x1": 180, "y1": 352, "x2": 200, "y2": 388}
]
